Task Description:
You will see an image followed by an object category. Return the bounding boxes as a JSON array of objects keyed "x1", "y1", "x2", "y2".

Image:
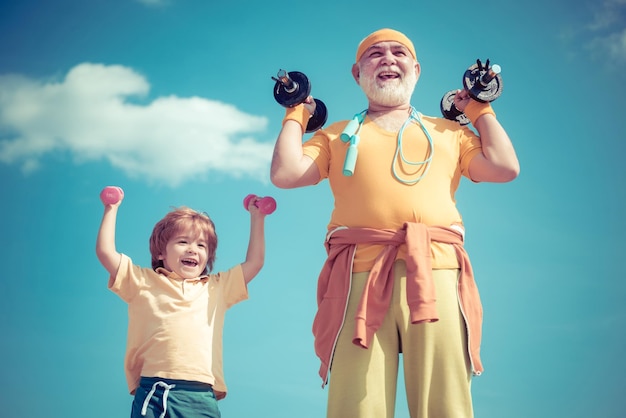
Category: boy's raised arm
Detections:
[
  {"x1": 240, "y1": 201, "x2": 267, "y2": 284},
  {"x1": 96, "y1": 202, "x2": 123, "y2": 277}
]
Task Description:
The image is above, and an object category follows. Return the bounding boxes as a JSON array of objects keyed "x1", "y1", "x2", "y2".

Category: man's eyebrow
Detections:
[
  {"x1": 390, "y1": 44, "x2": 409, "y2": 52},
  {"x1": 366, "y1": 44, "x2": 409, "y2": 53}
]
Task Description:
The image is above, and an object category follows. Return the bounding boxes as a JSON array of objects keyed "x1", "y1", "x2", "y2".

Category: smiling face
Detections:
[
  {"x1": 352, "y1": 41, "x2": 420, "y2": 107},
  {"x1": 149, "y1": 207, "x2": 218, "y2": 277},
  {"x1": 159, "y1": 231, "x2": 209, "y2": 279}
]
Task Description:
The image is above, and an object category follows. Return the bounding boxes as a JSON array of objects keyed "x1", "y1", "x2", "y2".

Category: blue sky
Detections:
[{"x1": 1, "y1": 0, "x2": 625, "y2": 417}]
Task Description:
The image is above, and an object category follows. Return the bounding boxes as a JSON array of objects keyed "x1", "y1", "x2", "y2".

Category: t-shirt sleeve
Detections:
[
  {"x1": 302, "y1": 122, "x2": 347, "y2": 181},
  {"x1": 213, "y1": 264, "x2": 248, "y2": 308},
  {"x1": 303, "y1": 134, "x2": 330, "y2": 179},
  {"x1": 108, "y1": 254, "x2": 145, "y2": 303},
  {"x1": 458, "y1": 127, "x2": 483, "y2": 179}
]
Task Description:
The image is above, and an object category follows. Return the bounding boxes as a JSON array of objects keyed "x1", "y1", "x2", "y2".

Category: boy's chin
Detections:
[{"x1": 177, "y1": 267, "x2": 203, "y2": 279}]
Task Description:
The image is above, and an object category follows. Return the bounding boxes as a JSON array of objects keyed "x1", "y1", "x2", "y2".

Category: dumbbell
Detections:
[
  {"x1": 440, "y1": 59, "x2": 503, "y2": 125},
  {"x1": 271, "y1": 69, "x2": 328, "y2": 133},
  {"x1": 440, "y1": 90, "x2": 470, "y2": 125},
  {"x1": 243, "y1": 194, "x2": 277, "y2": 215},
  {"x1": 100, "y1": 186, "x2": 124, "y2": 205}
]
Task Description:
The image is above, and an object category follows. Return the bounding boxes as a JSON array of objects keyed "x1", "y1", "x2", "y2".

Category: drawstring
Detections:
[{"x1": 141, "y1": 381, "x2": 176, "y2": 418}]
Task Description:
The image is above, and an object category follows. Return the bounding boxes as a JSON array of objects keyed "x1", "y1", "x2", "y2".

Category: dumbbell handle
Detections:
[
  {"x1": 478, "y1": 64, "x2": 501, "y2": 87},
  {"x1": 100, "y1": 186, "x2": 124, "y2": 205},
  {"x1": 272, "y1": 69, "x2": 297, "y2": 94},
  {"x1": 272, "y1": 69, "x2": 328, "y2": 132},
  {"x1": 243, "y1": 194, "x2": 277, "y2": 215}
]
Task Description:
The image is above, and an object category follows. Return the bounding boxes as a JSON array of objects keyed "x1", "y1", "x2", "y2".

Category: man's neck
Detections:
[{"x1": 367, "y1": 103, "x2": 412, "y2": 132}]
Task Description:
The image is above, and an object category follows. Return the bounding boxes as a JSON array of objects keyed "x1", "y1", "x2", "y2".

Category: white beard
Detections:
[{"x1": 359, "y1": 65, "x2": 417, "y2": 107}]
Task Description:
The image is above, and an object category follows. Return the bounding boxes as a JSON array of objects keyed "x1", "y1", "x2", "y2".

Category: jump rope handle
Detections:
[
  {"x1": 243, "y1": 194, "x2": 277, "y2": 215},
  {"x1": 342, "y1": 137, "x2": 359, "y2": 176},
  {"x1": 100, "y1": 186, "x2": 124, "y2": 205},
  {"x1": 340, "y1": 112, "x2": 365, "y2": 176}
]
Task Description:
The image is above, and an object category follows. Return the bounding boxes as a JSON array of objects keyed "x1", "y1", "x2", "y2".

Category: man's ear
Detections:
[{"x1": 351, "y1": 63, "x2": 360, "y2": 84}]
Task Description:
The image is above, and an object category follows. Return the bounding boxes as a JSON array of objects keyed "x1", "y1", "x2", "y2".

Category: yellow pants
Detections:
[{"x1": 326, "y1": 261, "x2": 474, "y2": 418}]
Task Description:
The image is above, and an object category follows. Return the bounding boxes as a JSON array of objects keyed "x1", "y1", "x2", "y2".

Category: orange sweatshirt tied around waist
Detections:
[{"x1": 312, "y1": 223, "x2": 484, "y2": 386}]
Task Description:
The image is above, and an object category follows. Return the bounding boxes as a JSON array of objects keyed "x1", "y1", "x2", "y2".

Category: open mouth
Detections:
[
  {"x1": 378, "y1": 71, "x2": 400, "y2": 80},
  {"x1": 181, "y1": 258, "x2": 198, "y2": 267}
]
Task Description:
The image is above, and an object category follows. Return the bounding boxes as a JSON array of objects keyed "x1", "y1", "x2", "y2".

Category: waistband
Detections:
[{"x1": 139, "y1": 377, "x2": 213, "y2": 392}]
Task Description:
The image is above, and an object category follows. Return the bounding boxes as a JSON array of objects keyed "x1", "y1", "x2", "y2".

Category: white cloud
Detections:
[
  {"x1": 584, "y1": 27, "x2": 626, "y2": 64},
  {"x1": 582, "y1": 0, "x2": 626, "y2": 64},
  {"x1": 0, "y1": 63, "x2": 273, "y2": 186},
  {"x1": 586, "y1": 0, "x2": 623, "y2": 31}
]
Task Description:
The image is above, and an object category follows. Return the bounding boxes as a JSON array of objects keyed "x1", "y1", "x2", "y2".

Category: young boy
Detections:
[{"x1": 96, "y1": 190, "x2": 267, "y2": 418}]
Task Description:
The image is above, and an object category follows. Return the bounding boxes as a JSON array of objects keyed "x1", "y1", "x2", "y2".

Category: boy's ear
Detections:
[{"x1": 158, "y1": 254, "x2": 164, "y2": 260}]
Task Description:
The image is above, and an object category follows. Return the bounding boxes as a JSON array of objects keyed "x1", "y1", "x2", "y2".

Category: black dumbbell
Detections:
[
  {"x1": 440, "y1": 90, "x2": 470, "y2": 125},
  {"x1": 272, "y1": 69, "x2": 328, "y2": 133},
  {"x1": 440, "y1": 59, "x2": 503, "y2": 125}
]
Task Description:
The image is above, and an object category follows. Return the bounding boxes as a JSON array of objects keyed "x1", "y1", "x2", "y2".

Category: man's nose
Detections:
[{"x1": 380, "y1": 50, "x2": 396, "y2": 65}]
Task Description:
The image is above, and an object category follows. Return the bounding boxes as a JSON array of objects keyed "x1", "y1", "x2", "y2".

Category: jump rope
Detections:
[{"x1": 339, "y1": 107, "x2": 434, "y2": 184}]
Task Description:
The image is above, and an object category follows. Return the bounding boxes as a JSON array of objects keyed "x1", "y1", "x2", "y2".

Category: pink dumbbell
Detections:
[
  {"x1": 243, "y1": 194, "x2": 276, "y2": 215},
  {"x1": 100, "y1": 186, "x2": 124, "y2": 205}
]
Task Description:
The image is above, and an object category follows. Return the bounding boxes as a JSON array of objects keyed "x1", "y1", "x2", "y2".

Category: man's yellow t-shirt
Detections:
[{"x1": 302, "y1": 113, "x2": 482, "y2": 272}]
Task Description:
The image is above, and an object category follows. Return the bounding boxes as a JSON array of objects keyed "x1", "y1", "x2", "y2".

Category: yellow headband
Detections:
[{"x1": 355, "y1": 28, "x2": 417, "y2": 62}]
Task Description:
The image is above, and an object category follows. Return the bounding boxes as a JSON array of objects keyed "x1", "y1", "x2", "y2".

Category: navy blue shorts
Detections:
[{"x1": 131, "y1": 377, "x2": 220, "y2": 418}]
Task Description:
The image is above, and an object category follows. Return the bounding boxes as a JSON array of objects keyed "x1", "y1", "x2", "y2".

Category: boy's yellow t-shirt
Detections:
[{"x1": 109, "y1": 254, "x2": 248, "y2": 396}]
